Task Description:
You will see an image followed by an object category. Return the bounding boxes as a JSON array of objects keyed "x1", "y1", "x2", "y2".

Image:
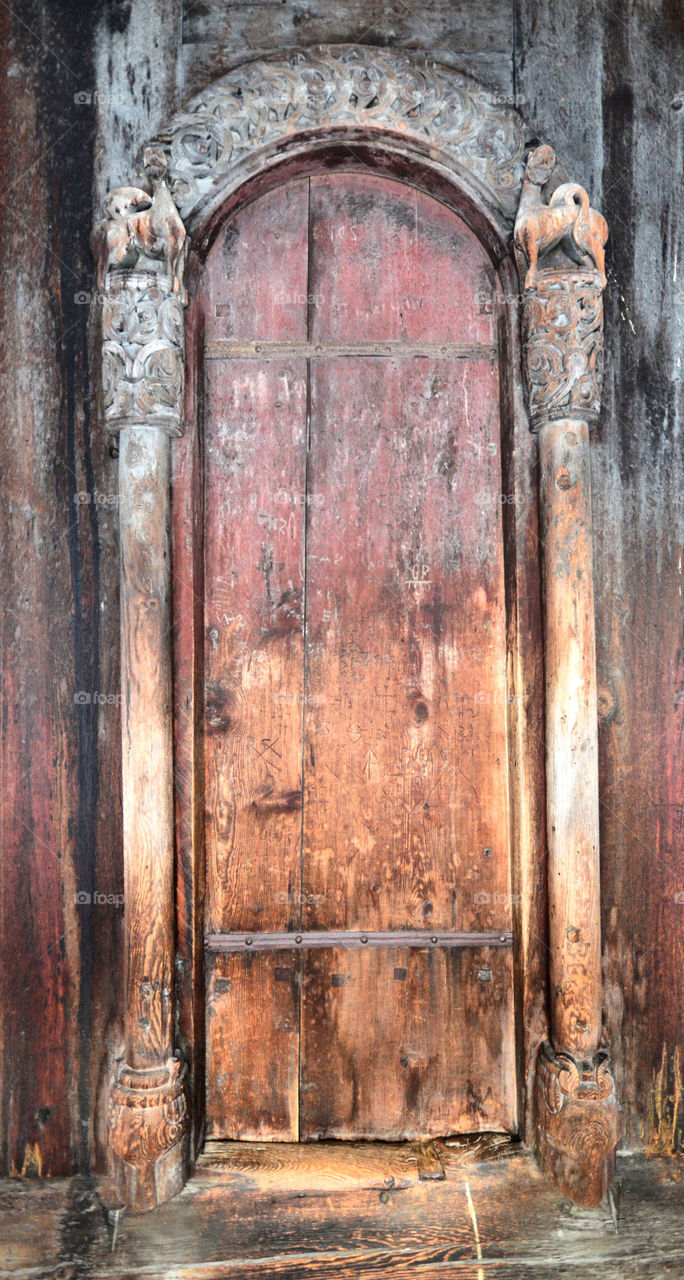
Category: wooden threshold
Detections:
[
  {"x1": 4, "y1": 1156, "x2": 683, "y2": 1278},
  {"x1": 197, "y1": 1133, "x2": 517, "y2": 1195}
]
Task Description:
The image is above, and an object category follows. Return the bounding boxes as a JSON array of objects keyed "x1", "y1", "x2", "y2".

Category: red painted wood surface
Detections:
[{"x1": 200, "y1": 173, "x2": 516, "y2": 1141}]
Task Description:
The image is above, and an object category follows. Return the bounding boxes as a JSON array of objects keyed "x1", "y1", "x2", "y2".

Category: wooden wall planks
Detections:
[
  {"x1": 179, "y1": 0, "x2": 516, "y2": 100},
  {"x1": 515, "y1": 0, "x2": 684, "y2": 1153}
]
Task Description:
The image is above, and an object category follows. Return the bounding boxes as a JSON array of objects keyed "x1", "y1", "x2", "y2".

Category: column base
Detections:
[
  {"x1": 109, "y1": 1057, "x2": 189, "y2": 1212},
  {"x1": 534, "y1": 1040, "x2": 622, "y2": 1208}
]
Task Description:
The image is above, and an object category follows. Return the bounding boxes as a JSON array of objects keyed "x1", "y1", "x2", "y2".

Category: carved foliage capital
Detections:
[
  {"x1": 522, "y1": 269, "x2": 605, "y2": 429},
  {"x1": 102, "y1": 273, "x2": 185, "y2": 436},
  {"x1": 515, "y1": 146, "x2": 608, "y2": 432},
  {"x1": 94, "y1": 149, "x2": 188, "y2": 440}
]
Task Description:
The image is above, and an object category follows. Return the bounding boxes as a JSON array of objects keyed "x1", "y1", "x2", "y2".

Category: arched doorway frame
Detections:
[{"x1": 94, "y1": 44, "x2": 618, "y2": 1213}]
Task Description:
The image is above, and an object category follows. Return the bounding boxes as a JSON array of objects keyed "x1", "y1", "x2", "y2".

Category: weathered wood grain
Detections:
[
  {"x1": 200, "y1": 182, "x2": 310, "y2": 1139},
  {"x1": 3, "y1": 1155, "x2": 683, "y2": 1277},
  {"x1": 180, "y1": 1, "x2": 515, "y2": 101},
  {"x1": 0, "y1": 0, "x2": 116, "y2": 1181},
  {"x1": 537, "y1": 419, "x2": 602, "y2": 1055},
  {"x1": 516, "y1": 0, "x2": 684, "y2": 1153},
  {"x1": 205, "y1": 951, "x2": 300, "y2": 1140},
  {"x1": 199, "y1": 171, "x2": 517, "y2": 1142},
  {"x1": 301, "y1": 947, "x2": 516, "y2": 1139},
  {"x1": 1, "y1": 0, "x2": 681, "y2": 1189},
  {"x1": 199, "y1": 1137, "x2": 423, "y2": 1191},
  {"x1": 172, "y1": 299, "x2": 207, "y2": 1158}
]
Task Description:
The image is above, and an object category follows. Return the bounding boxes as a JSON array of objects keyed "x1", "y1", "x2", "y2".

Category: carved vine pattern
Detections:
[
  {"x1": 102, "y1": 274, "x2": 185, "y2": 435},
  {"x1": 153, "y1": 45, "x2": 528, "y2": 224},
  {"x1": 522, "y1": 270, "x2": 605, "y2": 428}
]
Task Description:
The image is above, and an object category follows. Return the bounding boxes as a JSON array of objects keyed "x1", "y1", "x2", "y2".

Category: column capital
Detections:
[
  {"x1": 514, "y1": 146, "x2": 608, "y2": 431},
  {"x1": 93, "y1": 148, "x2": 188, "y2": 438}
]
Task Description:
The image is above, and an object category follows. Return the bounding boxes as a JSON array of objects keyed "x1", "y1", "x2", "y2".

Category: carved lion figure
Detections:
[
  {"x1": 93, "y1": 148, "x2": 187, "y2": 301},
  {"x1": 514, "y1": 145, "x2": 608, "y2": 290}
]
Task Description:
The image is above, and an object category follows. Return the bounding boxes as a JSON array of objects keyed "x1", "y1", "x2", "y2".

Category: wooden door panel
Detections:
[
  {"x1": 308, "y1": 173, "x2": 496, "y2": 345},
  {"x1": 203, "y1": 359, "x2": 307, "y2": 1139},
  {"x1": 200, "y1": 171, "x2": 517, "y2": 1143},
  {"x1": 203, "y1": 359, "x2": 308, "y2": 937},
  {"x1": 206, "y1": 951, "x2": 300, "y2": 1140},
  {"x1": 202, "y1": 177, "x2": 310, "y2": 343},
  {"x1": 301, "y1": 357, "x2": 512, "y2": 936},
  {"x1": 202, "y1": 181, "x2": 311, "y2": 1138},
  {"x1": 300, "y1": 946, "x2": 516, "y2": 1139}
]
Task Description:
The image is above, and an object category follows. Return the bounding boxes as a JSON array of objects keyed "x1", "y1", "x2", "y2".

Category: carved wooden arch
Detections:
[{"x1": 93, "y1": 44, "x2": 620, "y2": 1214}]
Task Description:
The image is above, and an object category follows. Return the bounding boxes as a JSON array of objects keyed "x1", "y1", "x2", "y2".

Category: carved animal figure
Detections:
[
  {"x1": 550, "y1": 183, "x2": 608, "y2": 288},
  {"x1": 514, "y1": 145, "x2": 608, "y2": 289},
  {"x1": 93, "y1": 150, "x2": 187, "y2": 301}
]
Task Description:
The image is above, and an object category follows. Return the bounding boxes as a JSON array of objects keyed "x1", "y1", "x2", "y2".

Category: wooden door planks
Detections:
[
  {"x1": 300, "y1": 174, "x2": 515, "y2": 1139},
  {"x1": 300, "y1": 947, "x2": 516, "y2": 1139},
  {"x1": 200, "y1": 171, "x2": 517, "y2": 1143},
  {"x1": 202, "y1": 181, "x2": 310, "y2": 1139},
  {"x1": 301, "y1": 356, "x2": 512, "y2": 937}
]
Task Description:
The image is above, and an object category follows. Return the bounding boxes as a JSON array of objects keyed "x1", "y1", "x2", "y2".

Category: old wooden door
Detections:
[{"x1": 201, "y1": 172, "x2": 517, "y2": 1143}]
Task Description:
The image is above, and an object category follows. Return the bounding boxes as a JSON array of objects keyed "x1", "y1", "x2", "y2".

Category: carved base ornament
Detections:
[
  {"x1": 109, "y1": 1058, "x2": 189, "y2": 1213},
  {"x1": 535, "y1": 1042, "x2": 622, "y2": 1208},
  {"x1": 93, "y1": 52, "x2": 618, "y2": 1212}
]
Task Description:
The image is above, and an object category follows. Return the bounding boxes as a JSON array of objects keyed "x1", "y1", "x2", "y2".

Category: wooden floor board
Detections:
[{"x1": 0, "y1": 1155, "x2": 682, "y2": 1279}]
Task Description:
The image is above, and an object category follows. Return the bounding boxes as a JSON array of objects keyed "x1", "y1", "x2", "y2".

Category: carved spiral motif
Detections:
[
  {"x1": 539, "y1": 1042, "x2": 615, "y2": 1116},
  {"x1": 153, "y1": 46, "x2": 527, "y2": 224},
  {"x1": 522, "y1": 269, "x2": 605, "y2": 428},
  {"x1": 102, "y1": 274, "x2": 185, "y2": 435}
]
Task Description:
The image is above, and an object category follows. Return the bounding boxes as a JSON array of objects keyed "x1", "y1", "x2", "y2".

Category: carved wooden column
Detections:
[
  {"x1": 515, "y1": 147, "x2": 621, "y2": 1207},
  {"x1": 94, "y1": 150, "x2": 189, "y2": 1211}
]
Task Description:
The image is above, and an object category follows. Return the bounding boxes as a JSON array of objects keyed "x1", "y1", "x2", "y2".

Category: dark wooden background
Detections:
[{"x1": 0, "y1": 0, "x2": 681, "y2": 1178}]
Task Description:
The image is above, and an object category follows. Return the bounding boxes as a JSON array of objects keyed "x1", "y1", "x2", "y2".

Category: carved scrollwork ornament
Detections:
[
  {"x1": 523, "y1": 270, "x2": 605, "y2": 428},
  {"x1": 514, "y1": 145, "x2": 608, "y2": 431},
  {"x1": 102, "y1": 274, "x2": 185, "y2": 436},
  {"x1": 152, "y1": 45, "x2": 528, "y2": 227}
]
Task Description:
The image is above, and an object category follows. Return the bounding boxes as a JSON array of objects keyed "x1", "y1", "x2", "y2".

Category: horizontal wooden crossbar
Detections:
[
  {"x1": 204, "y1": 930, "x2": 513, "y2": 952},
  {"x1": 204, "y1": 340, "x2": 498, "y2": 361}
]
